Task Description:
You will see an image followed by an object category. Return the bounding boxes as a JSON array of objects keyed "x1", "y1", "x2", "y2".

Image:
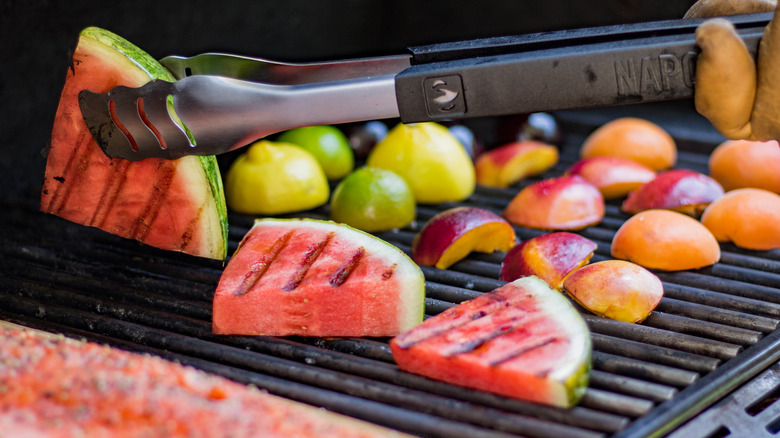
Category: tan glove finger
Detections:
[
  {"x1": 684, "y1": 0, "x2": 776, "y2": 18},
  {"x1": 749, "y1": 2, "x2": 780, "y2": 139},
  {"x1": 694, "y1": 18, "x2": 757, "y2": 139}
]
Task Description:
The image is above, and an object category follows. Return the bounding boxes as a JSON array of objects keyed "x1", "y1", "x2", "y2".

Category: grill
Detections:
[{"x1": 4, "y1": 94, "x2": 780, "y2": 437}]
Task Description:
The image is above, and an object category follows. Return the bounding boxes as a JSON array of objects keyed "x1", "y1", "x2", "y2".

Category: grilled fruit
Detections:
[
  {"x1": 412, "y1": 207, "x2": 516, "y2": 270},
  {"x1": 621, "y1": 169, "x2": 724, "y2": 217},
  {"x1": 580, "y1": 117, "x2": 677, "y2": 171},
  {"x1": 212, "y1": 218, "x2": 425, "y2": 337},
  {"x1": 474, "y1": 141, "x2": 559, "y2": 188},
  {"x1": 611, "y1": 209, "x2": 721, "y2": 271},
  {"x1": 565, "y1": 156, "x2": 656, "y2": 200},
  {"x1": 563, "y1": 260, "x2": 664, "y2": 323},
  {"x1": 701, "y1": 188, "x2": 780, "y2": 250},
  {"x1": 503, "y1": 175, "x2": 605, "y2": 231},
  {"x1": 390, "y1": 276, "x2": 592, "y2": 408},
  {"x1": 0, "y1": 328, "x2": 411, "y2": 437},
  {"x1": 499, "y1": 232, "x2": 597, "y2": 290},
  {"x1": 41, "y1": 27, "x2": 228, "y2": 260},
  {"x1": 708, "y1": 139, "x2": 780, "y2": 193}
]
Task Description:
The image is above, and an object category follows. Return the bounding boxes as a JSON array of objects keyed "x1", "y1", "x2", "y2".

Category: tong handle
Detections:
[{"x1": 396, "y1": 13, "x2": 769, "y2": 123}]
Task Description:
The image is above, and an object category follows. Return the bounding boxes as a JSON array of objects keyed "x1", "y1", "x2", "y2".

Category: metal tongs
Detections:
[{"x1": 79, "y1": 13, "x2": 771, "y2": 161}]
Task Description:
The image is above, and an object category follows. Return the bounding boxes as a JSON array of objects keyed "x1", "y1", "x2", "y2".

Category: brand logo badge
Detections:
[{"x1": 424, "y1": 75, "x2": 466, "y2": 117}]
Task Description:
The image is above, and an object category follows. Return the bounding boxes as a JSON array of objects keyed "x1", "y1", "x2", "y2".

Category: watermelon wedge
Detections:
[
  {"x1": 212, "y1": 218, "x2": 426, "y2": 337},
  {"x1": 0, "y1": 327, "x2": 413, "y2": 437},
  {"x1": 40, "y1": 27, "x2": 228, "y2": 260},
  {"x1": 390, "y1": 276, "x2": 591, "y2": 408}
]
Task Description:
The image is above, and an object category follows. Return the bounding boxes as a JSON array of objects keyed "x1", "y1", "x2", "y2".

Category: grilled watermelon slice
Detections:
[
  {"x1": 390, "y1": 276, "x2": 591, "y2": 408},
  {"x1": 0, "y1": 327, "x2": 412, "y2": 437},
  {"x1": 40, "y1": 27, "x2": 228, "y2": 260},
  {"x1": 212, "y1": 218, "x2": 426, "y2": 337}
]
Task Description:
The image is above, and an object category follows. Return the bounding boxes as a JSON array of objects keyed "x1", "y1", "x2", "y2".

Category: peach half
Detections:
[
  {"x1": 580, "y1": 117, "x2": 677, "y2": 171},
  {"x1": 412, "y1": 206, "x2": 516, "y2": 269},
  {"x1": 566, "y1": 156, "x2": 656, "y2": 200},
  {"x1": 563, "y1": 260, "x2": 664, "y2": 323},
  {"x1": 611, "y1": 209, "x2": 721, "y2": 271},
  {"x1": 708, "y1": 139, "x2": 780, "y2": 193},
  {"x1": 701, "y1": 188, "x2": 780, "y2": 251},
  {"x1": 474, "y1": 141, "x2": 559, "y2": 188},
  {"x1": 621, "y1": 169, "x2": 724, "y2": 216},
  {"x1": 503, "y1": 175, "x2": 605, "y2": 231},
  {"x1": 499, "y1": 232, "x2": 598, "y2": 290}
]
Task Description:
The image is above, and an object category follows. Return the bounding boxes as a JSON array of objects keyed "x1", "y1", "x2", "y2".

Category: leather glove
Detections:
[{"x1": 686, "y1": 0, "x2": 780, "y2": 140}]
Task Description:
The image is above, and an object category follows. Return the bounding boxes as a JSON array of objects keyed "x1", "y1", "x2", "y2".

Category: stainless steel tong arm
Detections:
[{"x1": 79, "y1": 73, "x2": 402, "y2": 160}]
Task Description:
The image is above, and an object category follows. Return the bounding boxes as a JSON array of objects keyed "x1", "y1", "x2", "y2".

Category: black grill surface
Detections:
[{"x1": 3, "y1": 101, "x2": 780, "y2": 437}]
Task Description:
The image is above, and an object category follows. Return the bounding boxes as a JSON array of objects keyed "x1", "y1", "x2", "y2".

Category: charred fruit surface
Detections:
[
  {"x1": 212, "y1": 218, "x2": 425, "y2": 337},
  {"x1": 390, "y1": 276, "x2": 591, "y2": 408}
]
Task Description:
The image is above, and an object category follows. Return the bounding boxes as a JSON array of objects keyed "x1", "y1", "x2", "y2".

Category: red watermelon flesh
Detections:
[
  {"x1": 212, "y1": 218, "x2": 426, "y2": 337},
  {"x1": 40, "y1": 27, "x2": 228, "y2": 260},
  {"x1": 0, "y1": 327, "x2": 413, "y2": 437},
  {"x1": 390, "y1": 276, "x2": 591, "y2": 408}
]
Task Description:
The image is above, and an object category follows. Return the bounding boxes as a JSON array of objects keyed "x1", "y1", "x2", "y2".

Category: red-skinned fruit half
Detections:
[
  {"x1": 563, "y1": 260, "x2": 664, "y2": 324},
  {"x1": 412, "y1": 207, "x2": 516, "y2": 269},
  {"x1": 503, "y1": 175, "x2": 605, "y2": 231},
  {"x1": 499, "y1": 232, "x2": 598, "y2": 291},
  {"x1": 621, "y1": 169, "x2": 724, "y2": 216},
  {"x1": 565, "y1": 156, "x2": 656, "y2": 200},
  {"x1": 390, "y1": 276, "x2": 592, "y2": 408},
  {"x1": 474, "y1": 141, "x2": 559, "y2": 188}
]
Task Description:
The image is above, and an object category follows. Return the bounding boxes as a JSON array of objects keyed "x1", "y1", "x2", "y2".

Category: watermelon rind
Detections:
[{"x1": 41, "y1": 27, "x2": 228, "y2": 260}]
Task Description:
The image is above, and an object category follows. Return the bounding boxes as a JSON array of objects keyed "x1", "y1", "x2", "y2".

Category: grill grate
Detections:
[{"x1": 3, "y1": 102, "x2": 780, "y2": 437}]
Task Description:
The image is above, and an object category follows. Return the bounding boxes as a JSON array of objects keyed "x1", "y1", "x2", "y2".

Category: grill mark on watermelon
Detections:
[
  {"x1": 282, "y1": 232, "x2": 334, "y2": 292},
  {"x1": 440, "y1": 322, "x2": 518, "y2": 357},
  {"x1": 487, "y1": 336, "x2": 560, "y2": 366},
  {"x1": 382, "y1": 264, "x2": 396, "y2": 280},
  {"x1": 43, "y1": 129, "x2": 96, "y2": 215},
  {"x1": 235, "y1": 230, "x2": 294, "y2": 296},
  {"x1": 330, "y1": 247, "x2": 365, "y2": 287},
  {"x1": 130, "y1": 161, "x2": 176, "y2": 240},
  {"x1": 91, "y1": 159, "x2": 132, "y2": 228},
  {"x1": 393, "y1": 291, "x2": 534, "y2": 349}
]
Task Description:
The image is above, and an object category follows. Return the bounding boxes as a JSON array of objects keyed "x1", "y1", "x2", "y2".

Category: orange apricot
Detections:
[
  {"x1": 611, "y1": 209, "x2": 720, "y2": 271},
  {"x1": 700, "y1": 188, "x2": 780, "y2": 250},
  {"x1": 708, "y1": 140, "x2": 780, "y2": 193},
  {"x1": 580, "y1": 117, "x2": 677, "y2": 171}
]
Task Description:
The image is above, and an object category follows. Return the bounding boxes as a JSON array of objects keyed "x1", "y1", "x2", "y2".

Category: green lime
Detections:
[
  {"x1": 366, "y1": 122, "x2": 475, "y2": 204},
  {"x1": 277, "y1": 126, "x2": 355, "y2": 180},
  {"x1": 330, "y1": 167, "x2": 416, "y2": 232},
  {"x1": 225, "y1": 140, "x2": 329, "y2": 215}
]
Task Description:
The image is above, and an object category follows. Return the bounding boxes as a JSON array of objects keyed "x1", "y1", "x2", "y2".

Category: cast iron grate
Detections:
[{"x1": 2, "y1": 102, "x2": 780, "y2": 437}]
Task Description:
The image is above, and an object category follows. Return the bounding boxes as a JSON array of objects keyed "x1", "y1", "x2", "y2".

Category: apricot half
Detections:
[
  {"x1": 621, "y1": 169, "x2": 724, "y2": 217},
  {"x1": 563, "y1": 260, "x2": 664, "y2": 323},
  {"x1": 474, "y1": 141, "x2": 559, "y2": 188},
  {"x1": 580, "y1": 117, "x2": 677, "y2": 171},
  {"x1": 503, "y1": 175, "x2": 605, "y2": 231},
  {"x1": 412, "y1": 206, "x2": 516, "y2": 269},
  {"x1": 611, "y1": 209, "x2": 720, "y2": 271},
  {"x1": 500, "y1": 232, "x2": 598, "y2": 290},
  {"x1": 708, "y1": 140, "x2": 780, "y2": 193},
  {"x1": 566, "y1": 156, "x2": 656, "y2": 199},
  {"x1": 701, "y1": 188, "x2": 780, "y2": 251}
]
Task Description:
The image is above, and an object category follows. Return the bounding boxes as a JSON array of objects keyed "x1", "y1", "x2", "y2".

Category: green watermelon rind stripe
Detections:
[
  {"x1": 512, "y1": 276, "x2": 592, "y2": 406},
  {"x1": 80, "y1": 27, "x2": 229, "y2": 259}
]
